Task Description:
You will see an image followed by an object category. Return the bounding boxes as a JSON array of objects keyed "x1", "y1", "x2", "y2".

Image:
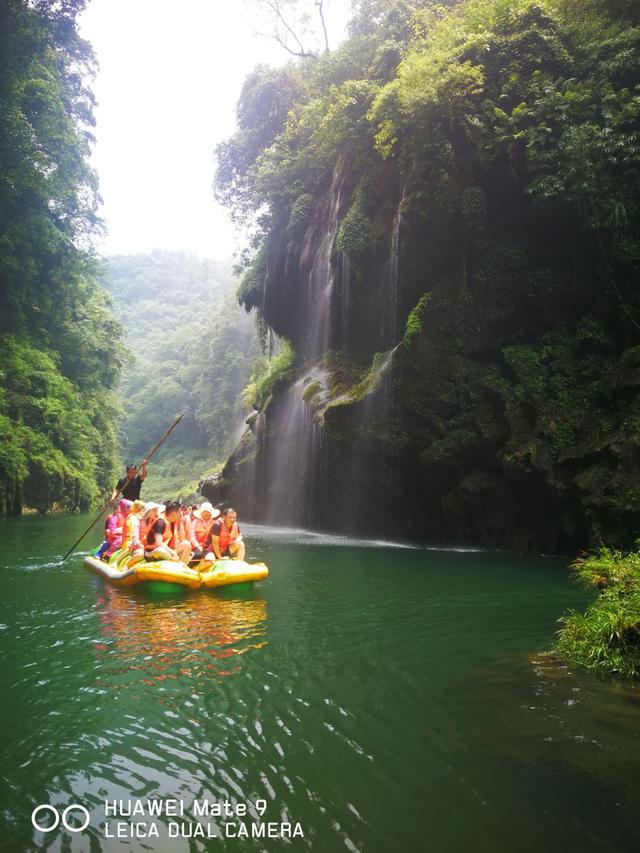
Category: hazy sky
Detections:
[{"x1": 79, "y1": 0, "x2": 350, "y2": 260}]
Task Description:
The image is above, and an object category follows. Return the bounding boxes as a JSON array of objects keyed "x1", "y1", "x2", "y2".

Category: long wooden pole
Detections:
[{"x1": 61, "y1": 413, "x2": 184, "y2": 561}]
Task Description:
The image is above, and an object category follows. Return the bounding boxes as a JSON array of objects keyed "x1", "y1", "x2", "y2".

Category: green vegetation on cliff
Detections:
[
  {"x1": 0, "y1": 0, "x2": 124, "y2": 515},
  {"x1": 241, "y1": 340, "x2": 295, "y2": 409}
]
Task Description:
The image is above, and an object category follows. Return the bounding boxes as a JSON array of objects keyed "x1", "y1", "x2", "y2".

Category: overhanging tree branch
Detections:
[
  {"x1": 315, "y1": 0, "x2": 329, "y2": 52},
  {"x1": 262, "y1": 0, "x2": 317, "y2": 58}
]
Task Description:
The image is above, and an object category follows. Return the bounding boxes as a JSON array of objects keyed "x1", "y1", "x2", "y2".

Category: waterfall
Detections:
[
  {"x1": 263, "y1": 370, "x2": 328, "y2": 526},
  {"x1": 337, "y1": 188, "x2": 406, "y2": 531},
  {"x1": 301, "y1": 163, "x2": 344, "y2": 360},
  {"x1": 339, "y1": 252, "x2": 351, "y2": 353},
  {"x1": 386, "y1": 185, "x2": 405, "y2": 347},
  {"x1": 256, "y1": 161, "x2": 348, "y2": 525},
  {"x1": 229, "y1": 168, "x2": 409, "y2": 530}
]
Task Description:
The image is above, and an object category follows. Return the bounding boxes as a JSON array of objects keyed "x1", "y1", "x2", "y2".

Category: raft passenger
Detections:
[
  {"x1": 139, "y1": 501, "x2": 161, "y2": 545},
  {"x1": 145, "y1": 501, "x2": 191, "y2": 563},
  {"x1": 105, "y1": 499, "x2": 133, "y2": 557},
  {"x1": 177, "y1": 502, "x2": 191, "y2": 545},
  {"x1": 118, "y1": 499, "x2": 146, "y2": 567},
  {"x1": 205, "y1": 507, "x2": 245, "y2": 561},
  {"x1": 189, "y1": 502, "x2": 220, "y2": 560},
  {"x1": 96, "y1": 512, "x2": 113, "y2": 559}
]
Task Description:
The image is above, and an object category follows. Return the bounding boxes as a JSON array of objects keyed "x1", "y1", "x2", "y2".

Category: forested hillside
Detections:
[
  {"x1": 0, "y1": 0, "x2": 124, "y2": 516},
  {"x1": 102, "y1": 252, "x2": 260, "y2": 499},
  {"x1": 209, "y1": 0, "x2": 640, "y2": 552}
]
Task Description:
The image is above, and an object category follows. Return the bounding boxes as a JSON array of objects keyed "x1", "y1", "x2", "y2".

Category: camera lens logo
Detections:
[{"x1": 31, "y1": 804, "x2": 90, "y2": 833}]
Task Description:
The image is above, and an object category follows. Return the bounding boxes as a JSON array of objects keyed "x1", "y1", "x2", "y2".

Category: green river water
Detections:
[{"x1": 1, "y1": 514, "x2": 639, "y2": 853}]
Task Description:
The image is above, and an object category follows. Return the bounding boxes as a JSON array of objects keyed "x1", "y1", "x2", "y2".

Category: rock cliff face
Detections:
[
  {"x1": 204, "y1": 0, "x2": 640, "y2": 553},
  {"x1": 202, "y1": 144, "x2": 640, "y2": 553}
]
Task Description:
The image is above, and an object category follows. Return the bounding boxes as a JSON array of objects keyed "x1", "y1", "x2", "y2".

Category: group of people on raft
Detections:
[{"x1": 97, "y1": 464, "x2": 244, "y2": 568}]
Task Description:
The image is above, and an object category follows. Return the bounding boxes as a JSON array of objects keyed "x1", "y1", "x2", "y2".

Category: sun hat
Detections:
[
  {"x1": 142, "y1": 501, "x2": 161, "y2": 517},
  {"x1": 193, "y1": 501, "x2": 220, "y2": 520}
]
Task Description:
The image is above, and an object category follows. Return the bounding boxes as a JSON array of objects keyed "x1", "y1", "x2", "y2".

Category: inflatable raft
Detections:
[{"x1": 84, "y1": 554, "x2": 269, "y2": 590}]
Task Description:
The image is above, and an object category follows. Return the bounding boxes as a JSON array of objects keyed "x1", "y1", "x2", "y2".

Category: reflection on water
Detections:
[
  {"x1": 4, "y1": 514, "x2": 640, "y2": 853},
  {"x1": 94, "y1": 587, "x2": 268, "y2": 685}
]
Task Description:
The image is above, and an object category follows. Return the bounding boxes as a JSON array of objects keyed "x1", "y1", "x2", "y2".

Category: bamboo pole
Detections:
[{"x1": 61, "y1": 413, "x2": 184, "y2": 561}]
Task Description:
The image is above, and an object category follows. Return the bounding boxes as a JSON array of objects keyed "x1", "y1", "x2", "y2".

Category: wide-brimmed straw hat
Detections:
[
  {"x1": 142, "y1": 501, "x2": 161, "y2": 517},
  {"x1": 193, "y1": 501, "x2": 220, "y2": 520}
]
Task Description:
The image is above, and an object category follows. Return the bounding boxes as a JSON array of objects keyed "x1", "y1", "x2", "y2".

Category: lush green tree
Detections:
[{"x1": 0, "y1": 0, "x2": 124, "y2": 515}]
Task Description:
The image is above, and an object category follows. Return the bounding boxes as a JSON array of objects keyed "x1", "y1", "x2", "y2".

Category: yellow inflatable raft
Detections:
[{"x1": 83, "y1": 554, "x2": 269, "y2": 590}]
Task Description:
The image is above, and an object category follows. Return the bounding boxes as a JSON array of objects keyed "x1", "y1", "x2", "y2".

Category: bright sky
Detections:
[{"x1": 79, "y1": 0, "x2": 350, "y2": 260}]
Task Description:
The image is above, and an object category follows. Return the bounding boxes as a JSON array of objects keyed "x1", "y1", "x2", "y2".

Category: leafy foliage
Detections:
[
  {"x1": 0, "y1": 0, "x2": 124, "y2": 515},
  {"x1": 557, "y1": 548, "x2": 640, "y2": 678},
  {"x1": 241, "y1": 340, "x2": 295, "y2": 409}
]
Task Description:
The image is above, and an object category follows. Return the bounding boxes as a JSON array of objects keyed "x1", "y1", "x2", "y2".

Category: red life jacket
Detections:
[{"x1": 217, "y1": 520, "x2": 239, "y2": 552}]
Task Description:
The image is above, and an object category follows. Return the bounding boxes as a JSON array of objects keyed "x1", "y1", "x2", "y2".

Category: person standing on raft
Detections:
[
  {"x1": 205, "y1": 508, "x2": 245, "y2": 561},
  {"x1": 111, "y1": 461, "x2": 147, "y2": 502}
]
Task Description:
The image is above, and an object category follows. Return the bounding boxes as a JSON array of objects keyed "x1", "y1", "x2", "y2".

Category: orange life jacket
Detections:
[
  {"x1": 139, "y1": 517, "x2": 150, "y2": 543},
  {"x1": 192, "y1": 518, "x2": 213, "y2": 547},
  {"x1": 217, "y1": 520, "x2": 239, "y2": 552},
  {"x1": 146, "y1": 514, "x2": 174, "y2": 550}
]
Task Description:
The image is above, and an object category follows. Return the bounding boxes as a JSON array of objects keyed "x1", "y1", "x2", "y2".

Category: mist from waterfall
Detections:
[
  {"x1": 260, "y1": 164, "x2": 346, "y2": 525},
  {"x1": 233, "y1": 169, "x2": 408, "y2": 530},
  {"x1": 261, "y1": 367, "x2": 334, "y2": 526}
]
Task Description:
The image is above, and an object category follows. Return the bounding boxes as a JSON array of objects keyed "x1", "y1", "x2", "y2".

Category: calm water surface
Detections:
[{"x1": 0, "y1": 514, "x2": 639, "y2": 853}]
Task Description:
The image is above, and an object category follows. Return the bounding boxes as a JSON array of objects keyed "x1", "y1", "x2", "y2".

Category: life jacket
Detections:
[
  {"x1": 107, "y1": 511, "x2": 126, "y2": 545},
  {"x1": 217, "y1": 520, "x2": 239, "y2": 552},
  {"x1": 146, "y1": 514, "x2": 175, "y2": 550},
  {"x1": 122, "y1": 513, "x2": 141, "y2": 549},
  {"x1": 139, "y1": 517, "x2": 150, "y2": 543},
  {"x1": 192, "y1": 518, "x2": 213, "y2": 547},
  {"x1": 165, "y1": 517, "x2": 177, "y2": 549}
]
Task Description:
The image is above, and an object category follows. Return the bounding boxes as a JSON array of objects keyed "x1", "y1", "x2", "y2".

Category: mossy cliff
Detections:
[{"x1": 206, "y1": 0, "x2": 640, "y2": 552}]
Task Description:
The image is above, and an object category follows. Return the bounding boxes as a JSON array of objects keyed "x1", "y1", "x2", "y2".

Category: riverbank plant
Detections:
[{"x1": 556, "y1": 548, "x2": 640, "y2": 679}]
